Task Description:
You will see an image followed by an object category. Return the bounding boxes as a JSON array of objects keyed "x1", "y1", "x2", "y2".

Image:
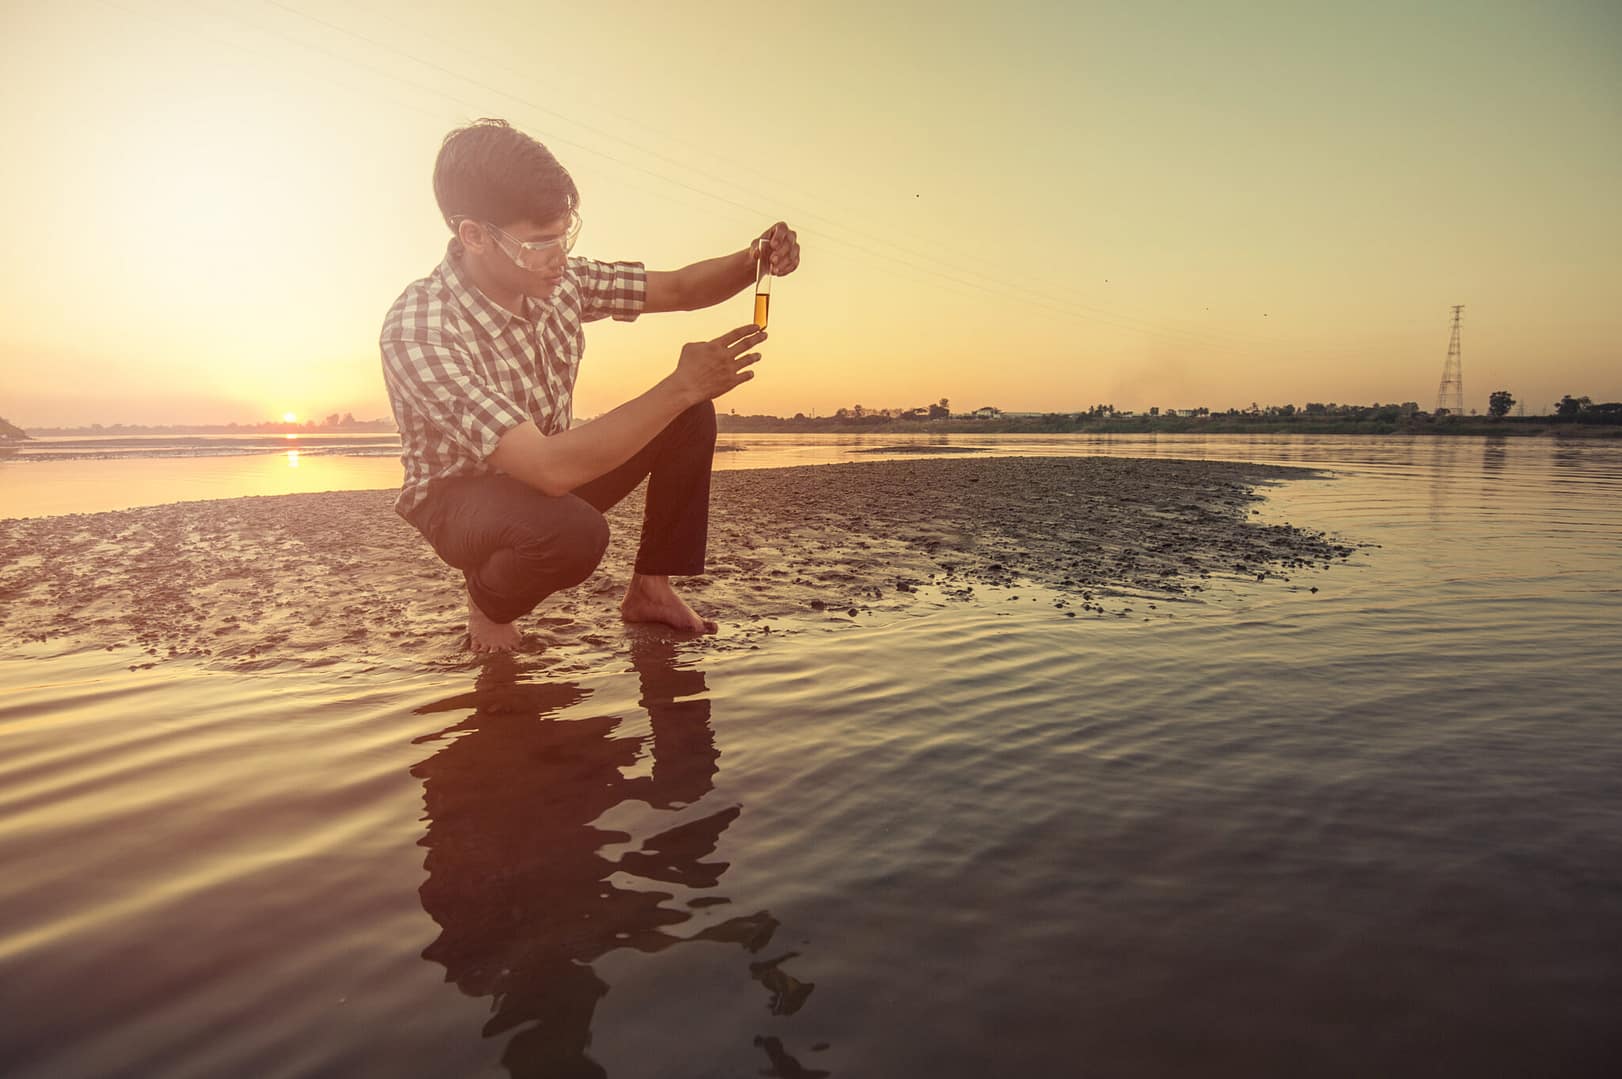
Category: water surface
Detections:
[
  {"x1": 6, "y1": 429, "x2": 1606, "y2": 519},
  {"x1": 2, "y1": 435, "x2": 1619, "y2": 1076}
]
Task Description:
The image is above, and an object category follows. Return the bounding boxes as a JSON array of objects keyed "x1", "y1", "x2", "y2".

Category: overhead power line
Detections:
[
  {"x1": 262, "y1": 0, "x2": 1299, "y2": 356},
  {"x1": 104, "y1": 0, "x2": 1370, "y2": 365},
  {"x1": 241, "y1": 0, "x2": 1321, "y2": 358}
]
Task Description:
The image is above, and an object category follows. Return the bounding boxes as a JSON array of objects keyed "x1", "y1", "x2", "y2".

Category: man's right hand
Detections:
[
  {"x1": 674, "y1": 324, "x2": 766, "y2": 403},
  {"x1": 496, "y1": 325, "x2": 767, "y2": 497}
]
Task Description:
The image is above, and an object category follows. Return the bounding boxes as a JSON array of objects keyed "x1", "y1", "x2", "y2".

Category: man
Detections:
[{"x1": 381, "y1": 119, "x2": 799, "y2": 652}]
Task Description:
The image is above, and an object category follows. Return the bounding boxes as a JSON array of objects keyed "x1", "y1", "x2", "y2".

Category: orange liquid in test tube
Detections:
[{"x1": 753, "y1": 243, "x2": 772, "y2": 329}]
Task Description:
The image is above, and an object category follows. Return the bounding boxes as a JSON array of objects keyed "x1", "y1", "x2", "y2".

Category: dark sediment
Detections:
[{"x1": 0, "y1": 456, "x2": 1355, "y2": 672}]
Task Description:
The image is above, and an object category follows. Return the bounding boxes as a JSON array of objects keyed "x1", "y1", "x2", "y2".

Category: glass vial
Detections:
[{"x1": 753, "y1": 240, "x2": 772, "y2": 329}]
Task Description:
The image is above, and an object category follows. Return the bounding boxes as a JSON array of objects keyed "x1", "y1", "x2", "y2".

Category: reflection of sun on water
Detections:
[{"x1": 286, "y1": 450, "x2": 299, "y2": 468}]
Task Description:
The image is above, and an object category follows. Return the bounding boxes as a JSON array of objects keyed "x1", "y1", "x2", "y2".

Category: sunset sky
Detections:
[{"x1": 2, "y1": 0, "x2": 1618, "y2": 427}]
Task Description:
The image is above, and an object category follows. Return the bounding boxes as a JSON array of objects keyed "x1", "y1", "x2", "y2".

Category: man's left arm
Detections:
[{"x1": 644, "y1": 221, "x2": 800, "y2": 314}]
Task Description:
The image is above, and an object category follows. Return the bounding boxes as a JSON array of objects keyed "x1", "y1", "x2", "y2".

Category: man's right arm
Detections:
[{"x1": 489, "y1": 323, "x2": 766, "y2": 497}]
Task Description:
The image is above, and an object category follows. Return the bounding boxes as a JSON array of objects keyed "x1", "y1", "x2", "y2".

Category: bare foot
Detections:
[
  {"x1": 467, "y1": 590, "x2": 522, "y2": 653},
  {"x1": 621, "y1": 574, "x2": 718, "y2": 634}
]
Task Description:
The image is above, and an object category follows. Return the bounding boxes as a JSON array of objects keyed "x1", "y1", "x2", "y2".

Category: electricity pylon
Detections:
[{"x1": 1435, "y1": 305, "x2": 1464, "y2": 415}]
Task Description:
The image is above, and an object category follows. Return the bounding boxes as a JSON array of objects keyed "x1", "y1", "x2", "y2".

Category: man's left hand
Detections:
[{"x1": 754, "y1": 222, "x2": 800, "y2": 276}]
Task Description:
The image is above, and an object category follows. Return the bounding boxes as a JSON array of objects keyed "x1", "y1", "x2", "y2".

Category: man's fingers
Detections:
[
  {"x1": 735, "y1": 351, "x2": 762, "y2": 369},
  {"x1": 767, "y1": 225, "x2": 797, "y2": 274},
  {"x1": 757, "y1": 223, "x2": 790, "y2": 260},
  {"x1": 714, "y1": 324, "x2": 766, "y2": 352},
  {"x1": 727, "y1": 329, "x2": 766, "y2": 355},
  {"x1": 713, "y1": 323, "x2": 762, "y2": 346}
]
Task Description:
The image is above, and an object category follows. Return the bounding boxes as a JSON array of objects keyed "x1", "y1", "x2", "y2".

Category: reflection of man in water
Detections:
[
  {"x1": 380, "y1": 118, "x2": 800, "y2": 652},
  {"x1": 412, "y1": 644, "x2": 810, "y2": 1077}
]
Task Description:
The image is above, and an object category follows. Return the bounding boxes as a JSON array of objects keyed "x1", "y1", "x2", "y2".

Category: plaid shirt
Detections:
[{"x1": 380, "y1": 244, "x2": 646, "y2": 518}]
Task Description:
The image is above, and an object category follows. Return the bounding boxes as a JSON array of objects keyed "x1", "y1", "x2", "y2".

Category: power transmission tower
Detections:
[{"x1": 1435, "y1": 305, "x2": 1464, "y2": 415}]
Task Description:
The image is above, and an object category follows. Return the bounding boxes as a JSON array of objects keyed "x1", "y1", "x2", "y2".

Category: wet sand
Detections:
[{"x1": 0, "y1": 456, "x2": 1353, "y2": 672}]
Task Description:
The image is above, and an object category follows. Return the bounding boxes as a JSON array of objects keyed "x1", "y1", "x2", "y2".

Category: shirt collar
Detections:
[{"x1": 439, "y1": 240, "x2": 530, "y2": 338}]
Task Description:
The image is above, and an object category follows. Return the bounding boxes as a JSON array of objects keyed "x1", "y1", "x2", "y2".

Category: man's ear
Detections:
[{"x1": 455, "y1": 218, "x2": 486, "y2": 252}]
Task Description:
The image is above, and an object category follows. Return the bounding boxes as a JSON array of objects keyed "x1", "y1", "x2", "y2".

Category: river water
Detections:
[{"x1": 2, "y1": 434, "x2": 1619, "y2": 1076}]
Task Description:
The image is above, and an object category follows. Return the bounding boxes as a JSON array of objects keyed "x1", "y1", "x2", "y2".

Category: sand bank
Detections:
[{"x1": 0, "y1": 456, "x2": 1354, "y2": 672}]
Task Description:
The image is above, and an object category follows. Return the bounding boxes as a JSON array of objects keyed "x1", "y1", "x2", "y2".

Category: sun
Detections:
[{"x1": 282, "y1": 411, "x2": 298, "y2": 423}]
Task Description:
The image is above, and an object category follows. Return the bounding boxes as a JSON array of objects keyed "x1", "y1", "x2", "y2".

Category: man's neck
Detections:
[{"x1": 456, "y1": 250, "x2": 526, "y2": 317}]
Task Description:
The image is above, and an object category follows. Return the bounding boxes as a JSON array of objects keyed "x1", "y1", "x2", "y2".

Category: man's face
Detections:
[{"x1": 468, "y1": 211, "x2": 576, "y2": 298}]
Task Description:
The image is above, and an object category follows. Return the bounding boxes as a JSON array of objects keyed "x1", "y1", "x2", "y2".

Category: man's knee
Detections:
[
  {"x1": 582, "y1": 510, "x2": 612, "y2": 574},
  {"x1": 680, "y1": 398, "x2": 716, "y2": 442},
  {"x1": 533, "y1": 505, "x2": 609, "y2": 588}
]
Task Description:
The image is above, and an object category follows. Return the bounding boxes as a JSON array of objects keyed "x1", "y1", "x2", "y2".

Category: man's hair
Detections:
[{"x1": 432, "y1": 118, "x2": 578, "y2": 229}]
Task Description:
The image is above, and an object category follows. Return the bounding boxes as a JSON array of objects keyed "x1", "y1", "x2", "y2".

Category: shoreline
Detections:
[
  {"x1": 715, "y1": 417, "x2": 1622, "y2": 438},
  {"x1": 0, "y1": 456, "x2": 1356, "y2": 673}
]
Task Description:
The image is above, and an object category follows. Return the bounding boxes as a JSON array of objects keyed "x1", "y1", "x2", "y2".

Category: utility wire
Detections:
[
  {"x1": 306, "y1": 0, "x2": 1306, "y2": 355},
  {"x1": 252, "y1": 0, "x2": 1316, "y2": 357},
  {"x1": 119, "y1": 0, "x2": 1370, "y2": 365}
]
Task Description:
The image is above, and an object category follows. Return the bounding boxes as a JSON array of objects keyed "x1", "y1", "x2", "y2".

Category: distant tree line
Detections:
[
  {"x1": 829, "y1": 398, "x2": 953, "y2": 423},
  {"x1": 1550, "y1": 394, "x2": 1622, "y2": 423},
  {"x1": 1484, "y1": 391, "x2": 1622, "y2": 424},
  {"x1": 716, "y1": 393, "x2": 1622, "y2": 435}
]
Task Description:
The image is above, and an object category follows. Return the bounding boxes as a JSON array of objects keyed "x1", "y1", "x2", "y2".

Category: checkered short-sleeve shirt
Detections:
[{"x1": 380, "y1": 245, "x2": 646, "y2": 518}]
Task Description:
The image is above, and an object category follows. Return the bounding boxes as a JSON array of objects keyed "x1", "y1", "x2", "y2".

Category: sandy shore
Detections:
[{"x1": 0, "y1": 456, "x2": 1354, "y2": 672}]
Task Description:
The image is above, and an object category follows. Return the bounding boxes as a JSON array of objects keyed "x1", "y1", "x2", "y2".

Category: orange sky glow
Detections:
[{"x1": 2, "y1": 1, "x2": 1618, "y2": 427}]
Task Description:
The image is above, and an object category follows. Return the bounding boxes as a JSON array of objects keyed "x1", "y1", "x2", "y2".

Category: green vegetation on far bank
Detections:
[
  {"x1": 719, "y1": 397, "x2": 1622, "y2": 438},
  {"x1": 718, "y1": 414, "x2": 1621, "y2": 437},
  {"x1": 9, "y1": 394, "x2": 1619, "y2": 440}
]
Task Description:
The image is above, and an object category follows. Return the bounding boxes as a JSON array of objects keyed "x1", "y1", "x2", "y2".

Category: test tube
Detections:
[{"x1": 753, "y1": 240, "x2": 772, "y2": 329}]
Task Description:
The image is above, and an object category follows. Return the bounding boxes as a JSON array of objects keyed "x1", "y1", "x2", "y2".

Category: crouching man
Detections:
[{"x1": 380, "y1": 119, "x2": 799, "y2": 652}]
